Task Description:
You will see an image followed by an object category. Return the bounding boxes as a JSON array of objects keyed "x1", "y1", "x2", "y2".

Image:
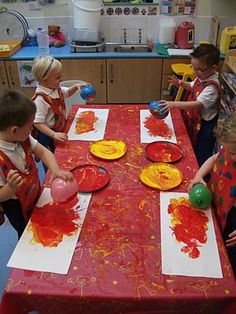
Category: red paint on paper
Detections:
[
  {"x1": 168, "y1": 197, "x2": 209, "y2": 258},
  {"x1": 144, "y1": 116, "x2": 172, "y2": 139},
  {"x1": 30, "y1": 197, "x2": 80, "y2": 247},
  {"x1": 75, "y1": 111, "x2": 98, "y2": 134}
]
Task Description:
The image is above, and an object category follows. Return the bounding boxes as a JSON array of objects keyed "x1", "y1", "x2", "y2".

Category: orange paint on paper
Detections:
[
  {"x1": 29, "y1": 197, "x2": 80, "y2": 247},
  {"x1": 168, "y1": 197, "x2": 209, "y2": 258},
  {"x1": 75, "y1": 111, "x2": 98, "y2": 134},
  {"x1": 144, "y1": 116, "x2": 172, "y2": 139}
]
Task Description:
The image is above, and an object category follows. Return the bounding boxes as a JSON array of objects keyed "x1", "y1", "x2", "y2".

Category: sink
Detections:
[{"x1": 104, "y1": 43, "x2": 153, "y2": 53}]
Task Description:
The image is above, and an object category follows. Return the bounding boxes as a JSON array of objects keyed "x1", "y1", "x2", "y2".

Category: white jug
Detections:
[{"x1": 158, "y1": 18, "x2": 176, "y2": 45}]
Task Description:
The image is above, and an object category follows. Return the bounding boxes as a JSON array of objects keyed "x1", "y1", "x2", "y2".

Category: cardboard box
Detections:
[{"x1": 0, "y1": 41, "x2": 21, "y2": 57}]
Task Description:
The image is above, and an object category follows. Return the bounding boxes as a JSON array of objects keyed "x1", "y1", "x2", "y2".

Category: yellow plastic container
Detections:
[{"x1": 220, "y1": 27, "x2": 236, "y2": 54}]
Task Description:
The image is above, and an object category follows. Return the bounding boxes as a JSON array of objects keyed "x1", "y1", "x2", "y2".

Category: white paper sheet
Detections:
[
  {"x1": 140, "y1": 110, "x2": 177, "y2": 143},
  {"x1": 160, "y1": 192, "x2": 222, "y2": 278},
  {"x1": 167, "y1": 49, "x2": 193, "y2": 56},
  {"x1": 7, "y1": 188, "x2": 92, "y2": 274},
  {"x1": 67, "y1": 108, "x2": 109, "y2": 141}
]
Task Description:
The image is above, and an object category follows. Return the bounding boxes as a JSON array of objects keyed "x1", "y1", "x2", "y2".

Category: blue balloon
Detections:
[
  {"x1": 148, "y1": 101, "x2": 169, "y2": 119},
  {"x1": 80, "y1": 85, "x2": 96, "y2": 101}
]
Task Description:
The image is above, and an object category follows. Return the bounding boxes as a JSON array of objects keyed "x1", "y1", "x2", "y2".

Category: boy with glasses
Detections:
[{"x1": 160, "y1": 44, "x2": 221, "y2": 166}]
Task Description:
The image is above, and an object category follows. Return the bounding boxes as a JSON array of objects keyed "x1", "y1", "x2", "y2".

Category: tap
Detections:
[
  {"x1": 123, "y1": 28, "x2": 127, "y2": 44},
  {"x1": 138, "y1": 28, "x2": 142, "y2": 44}
]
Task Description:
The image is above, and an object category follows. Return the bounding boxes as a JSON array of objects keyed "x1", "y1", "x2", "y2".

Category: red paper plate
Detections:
[
  {"x1": 71, "y1": 165, "x2": 109, "y2": 192},
  {"x1": 145, "y1": 141, "x2": 183, "y2": 163}
]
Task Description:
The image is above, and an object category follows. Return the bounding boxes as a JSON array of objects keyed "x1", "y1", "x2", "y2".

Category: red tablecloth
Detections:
[{"x1": 1, "y1": 105, "x2": 236, "y2": 314}]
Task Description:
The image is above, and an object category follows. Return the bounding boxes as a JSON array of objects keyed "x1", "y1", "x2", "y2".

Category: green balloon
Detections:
[{"x1": 189, "y1": 184, "x2": 212, "y2": 209}]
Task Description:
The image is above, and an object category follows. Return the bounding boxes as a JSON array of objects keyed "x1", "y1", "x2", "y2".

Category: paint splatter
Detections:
[
  {"x1": 75, "y1": 111, "x2": 98, "y2": 134},
  {"x1": 168, "y1": 197, "x2": 209, "y2": 258},
  {"x1": 29, "y1": 197, "x2": 80, "y2": 247},
  {"x1": 144, "y1": 116, "x2": 172, "y2": 139}
]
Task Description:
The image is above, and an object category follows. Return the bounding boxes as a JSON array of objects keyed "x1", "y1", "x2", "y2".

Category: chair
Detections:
[
  {"x1": 170, "y1": 63, "x2": 195, "y2": 101},
  {"x1": 60, "y1": 80, "x2": 86, "y2": 117}
]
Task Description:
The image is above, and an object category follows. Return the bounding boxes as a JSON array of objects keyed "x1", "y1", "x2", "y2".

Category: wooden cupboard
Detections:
[
  {"x1": 106, "y1": 58, "x2": 162, "y2": 103},
  {"x1": 60, "y1": 59, "x2": 106, "y2": 103},
  {"x1": 0, "y1": 61, "x2": 9, "y2": 92},
  {"x1": 61, "y1": 58, "x2": 162, "y2": 103},
  {"x1": 4, "y1": 60, "x2": 35, "y2": 97}
]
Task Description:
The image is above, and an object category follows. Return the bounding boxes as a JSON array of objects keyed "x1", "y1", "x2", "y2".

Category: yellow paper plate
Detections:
[
  {"x1": 140, "y1": 162, "x2": 183, "y2": 190},
  {"x1": 89, "y1": 140, "x2": 127, "y2": 160}
]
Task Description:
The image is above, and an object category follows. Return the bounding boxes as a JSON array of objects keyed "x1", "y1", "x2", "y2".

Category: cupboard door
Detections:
[
  {"x1": 60, "y1": 59, "x2": 106, "y2": 103},
  {"x1": 107, "y1": 58, "x2": 162, "y2": 103},
  {"x1": 0, "y1": 61, "x2": 9, "y2": 92},
  {"x1": 5, "y1": 61, "x2": 35, "y2": 97}
]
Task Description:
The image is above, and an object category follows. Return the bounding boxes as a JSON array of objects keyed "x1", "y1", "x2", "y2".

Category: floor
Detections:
[{"x1": 0, "y1": 161, "x2": 45, "y2": 302}]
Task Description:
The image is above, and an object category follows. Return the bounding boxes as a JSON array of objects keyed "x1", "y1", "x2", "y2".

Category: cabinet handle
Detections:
[
  {"x1": 100, "y1": 64, "x2": 104, "y2": 84},
  {"x1": 109, "y1": 63, "x2": 114, "y2": 83},
  {"x1": 8, "y1": 66, "x2": 15, "y2": 85},
  {"x1": 0, "y1": 67, "x2": 6, "y2": 85}
]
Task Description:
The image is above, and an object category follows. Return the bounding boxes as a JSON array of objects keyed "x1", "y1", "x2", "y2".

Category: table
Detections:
[{"x1": 1, "y1": 105, "x2": 236, "y2": 314}]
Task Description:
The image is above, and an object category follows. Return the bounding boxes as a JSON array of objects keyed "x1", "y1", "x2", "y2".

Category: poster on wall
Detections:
[
  {"x1": 160, "y1": 0, "x2": 197, "y2": 16},
  {"x1": 17, "y1": 61, "x2": 37, "y2": 88}
]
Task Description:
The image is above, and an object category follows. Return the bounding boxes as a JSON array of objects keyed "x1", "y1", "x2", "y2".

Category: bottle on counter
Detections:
[
  {"x1": 158, "y1": 18, "x2": 176, "y2": 45},
  {"x1": 146, "y1": 35, "x2": 154, "y2": 50},
  {"x1": 36, "y1": 28, "x2": 49, "y2": 55}
]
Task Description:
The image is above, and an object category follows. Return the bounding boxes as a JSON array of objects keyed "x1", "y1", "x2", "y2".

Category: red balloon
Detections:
[{"x1": 50, "y1": 178, "x2": 78, "y2": 203}]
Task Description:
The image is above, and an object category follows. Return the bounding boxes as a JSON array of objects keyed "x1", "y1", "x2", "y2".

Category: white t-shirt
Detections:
[
  {"x1": 0, "y1": 136, "x2": 38, "y2": 195},
  {"x1": 189, "y1": 72, "x2": 220, "y2": 121},
  {"x1": 33, "y1": 84, "x2": 69, "y2": 128}
]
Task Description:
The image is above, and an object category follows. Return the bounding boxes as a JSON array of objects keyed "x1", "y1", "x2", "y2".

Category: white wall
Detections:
[{"x1": 1, "y1": 0, "x2": 235, "y2": 45}]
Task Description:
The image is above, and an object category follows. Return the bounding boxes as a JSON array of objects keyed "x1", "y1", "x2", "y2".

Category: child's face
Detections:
[
  {"x1": 14, "y1": 114, "x2": 35, "y2": 142},
  {"x1": 191, "y1": 58, "x2": 216, "y2": 80},
  {"x1": 222, "y1": 142, "x2": 236, "y2": 162},
  {"x1": 43, "y1": 69, "x2": 62, "y2": 90}
]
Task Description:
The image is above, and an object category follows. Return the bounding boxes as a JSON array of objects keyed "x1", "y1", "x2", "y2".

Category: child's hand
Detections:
[
  {"x1": 158, "y1": 100, "x2": 174, "y2": 112},
  {"x1": 225, "y1": 229, "x2": 236, "y2": 248},
  {"x1": 7, "y1": 170, "x2": 23, "y2": 192},
  {"x1": 188, "y1": 175, "x2": 206, "y2": 192},
  {"x1": 53, "y1": 132, "x2": 68, "y2": 142},
  {"x1": 76, "y1": 82, "x2": 89, "y2": 93},
  {"x1": 50, "y1": 169, "x2": 74, "y2": 183},
  {"x1": 168, "y1": 75, "x2": 181, "y2": 87}
]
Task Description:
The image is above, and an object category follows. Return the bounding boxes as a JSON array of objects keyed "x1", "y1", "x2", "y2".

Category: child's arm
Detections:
[
  {"x1": 33, "y1": 142, "x2": 73, "y2": 182},
  {"x1": 188, "y1": 153, "x2": 219, "y2": 191},
  {"x1": 67, "y1": 81, "x2": 89, "y2": 97},
  {"x1": 34, "y1": 123, "x2": 67, "y2": 142},
  {"x1": 0, "y1": 170, "x2": 23, "y2": 202},
  {"x1": 169, "y1": 75, "x2": 192, "y2": 91},
  {"x1": 226, "y1": 229, "x2": 236, "y2": 248},
  {"x1": 159, "y1": 99, "x2": 202, "y2": 112}
]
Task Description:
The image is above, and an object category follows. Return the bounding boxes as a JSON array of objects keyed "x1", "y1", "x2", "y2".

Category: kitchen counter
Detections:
[{"x1": 0, "y1": 44, "x2": 192, "y2": 60}]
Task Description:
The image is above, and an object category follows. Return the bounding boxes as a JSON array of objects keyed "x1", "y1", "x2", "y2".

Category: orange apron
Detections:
[
  {"x1": 208, "y1": 148, "x2": 236, "y2": 231},
  {"x1": 32, "y1": 87, "x2": 66, "y2": 132},
  {"x1": 181, "y1": 78, "x2": 221, "y2": 146},
  {"x1": 0, "y1": 139, "x2": 41, "y2": 221}
]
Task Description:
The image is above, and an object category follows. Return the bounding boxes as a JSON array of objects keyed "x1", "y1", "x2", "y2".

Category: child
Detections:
[
  {"x1": 31, "y1": 55, "x2": 88, "y2": 154},
  {"x1": 0, "y1": 90, "x2": 73, "y2": 239},
  {"x1": 160, "y1": 44, "x2": 221, "y2": 166},
  {"x1": 189, "y1": 112, "x2": 236, "y2": 276}
]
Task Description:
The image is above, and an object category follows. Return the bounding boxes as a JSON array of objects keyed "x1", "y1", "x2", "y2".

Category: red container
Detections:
[{"x1": 175, "y1": 22, "x2": 195, "y2": 49}]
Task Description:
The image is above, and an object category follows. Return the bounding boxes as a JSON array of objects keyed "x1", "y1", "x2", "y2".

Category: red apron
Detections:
[
  {"x1": 0, "y1": 139, "x2": 41, "y2": 221},
  {"x1": 32, "y1": 87, "x2": 66, "y2": 132},
  {"x1": 208, "y1": 148, "x2": 236, "y2": 232},
  {"x1": 181, "y1": 78, "x2": 221, "y2": 146}
]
